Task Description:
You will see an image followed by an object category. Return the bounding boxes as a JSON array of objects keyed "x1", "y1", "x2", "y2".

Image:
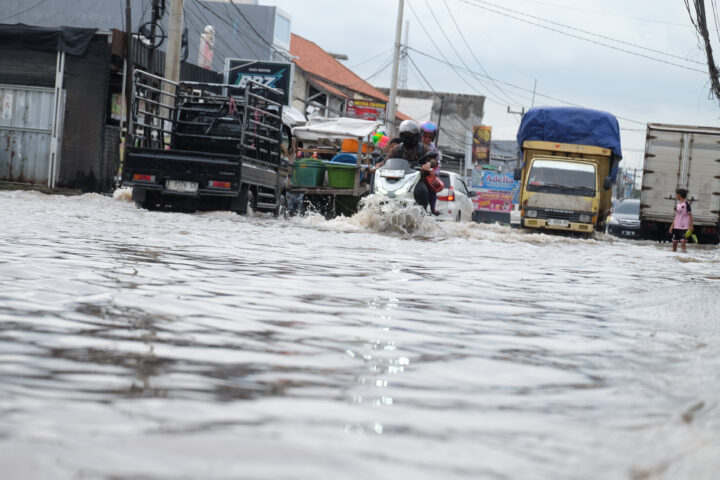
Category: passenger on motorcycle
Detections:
[
  {"x1": 420, "y1": 121, "x2": 441, "y2": 215},
  {"x1": 384, "y1": 120, "x2": 438, "y2": 210}
]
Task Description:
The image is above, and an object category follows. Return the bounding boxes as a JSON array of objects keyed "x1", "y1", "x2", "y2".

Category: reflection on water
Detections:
[{"x1": 0, "y1": 189, "x2": 719, "y2": 480}]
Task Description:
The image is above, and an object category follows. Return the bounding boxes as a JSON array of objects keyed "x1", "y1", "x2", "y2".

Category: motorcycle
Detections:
[{"x1": 372, "y1": 152, "x2": 440, "y2": 210}]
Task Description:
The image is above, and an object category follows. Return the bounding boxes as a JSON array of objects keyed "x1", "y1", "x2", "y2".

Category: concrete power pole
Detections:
[
  {"x1": 398, "y1": 21, "x2": 409, "y2": 91},
  {"x1": 387, "y1": 0, "x2": 404, "y2": 137},
  {"x1": 162, "y1": 0, "x2": 184, "y2": 118}
]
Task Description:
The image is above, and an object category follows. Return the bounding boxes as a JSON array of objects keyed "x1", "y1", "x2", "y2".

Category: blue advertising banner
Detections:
[
  {"x1": 471, "y1": 169, "x2": 517, "y2": 190},
  {"x1": 224, "y1": 59, "x2": 293, "y2": 106}
]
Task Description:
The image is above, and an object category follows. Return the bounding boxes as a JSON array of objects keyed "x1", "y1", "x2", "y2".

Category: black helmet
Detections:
[{"x1": 398, "y1": 120, "x2": 420, "y2": 148}]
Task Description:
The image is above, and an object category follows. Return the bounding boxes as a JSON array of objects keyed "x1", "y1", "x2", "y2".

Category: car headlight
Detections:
[
  {"x1": 609, "y1": 216, "x2": 619, "y2": 225},
  {"x1": 525, "y1": 209, "x2": 538, "y2": 218},
  {"x1": 579, "y1": 214, "x2": 591, "y2": 223}
]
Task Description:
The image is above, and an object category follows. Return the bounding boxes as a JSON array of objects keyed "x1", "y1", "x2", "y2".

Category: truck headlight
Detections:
[
  {"x1": 526, "y1": 209, "x2": 537, "y2": 218},
  {"x1": 579, "y1": 214, "x2": 591, "y2": 223}
]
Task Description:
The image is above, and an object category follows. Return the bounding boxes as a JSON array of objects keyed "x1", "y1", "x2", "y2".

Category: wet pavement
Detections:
[{"x1": 0, "y1": 189, "x2": 719, "y2": 479}]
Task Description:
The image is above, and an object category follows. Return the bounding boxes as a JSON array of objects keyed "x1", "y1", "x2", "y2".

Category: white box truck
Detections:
[{"x1": 640, "y1": 123, "x2": 720, "y2": 244}]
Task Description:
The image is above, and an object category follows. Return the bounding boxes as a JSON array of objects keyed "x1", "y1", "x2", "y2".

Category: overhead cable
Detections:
[
  {"x1": 464, "y1": 0, "x2": 705, "y2": 66},
  {"x1": 422, "y1": 0, "x2": 525, "y2": 106},
  {"x1": 442, "y1": 0, "x2": 527, "y2": 106},
  {"x1": 0, "y1": 0, "x2": 48, "y2": 22},
  {"x1": 460, "y1": 0, "x2": 708, "y2": 74},
  {"x1": 227, "y1": 0, "x2": 293, "y2": 60},
  {"x1": 503, "y1": 0, "x2": 689, "y2": 27},
  {"x1": 405, "y1": 0, "x2": 515, "y2": 108},
  {"x1": 407, "y1": 46, "x2": 646, "y2": 126}
]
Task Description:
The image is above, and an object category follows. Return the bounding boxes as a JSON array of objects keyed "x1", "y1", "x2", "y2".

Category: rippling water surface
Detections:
[{"x1": 1, "y1": 189, "x2": 719, "y2": 480}]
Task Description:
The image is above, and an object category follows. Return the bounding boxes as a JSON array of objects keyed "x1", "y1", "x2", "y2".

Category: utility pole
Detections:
[
  {"x1": 124, "y1": 0, "x2": 133, "y2": 131},
  {"x1": 387, "y1": 0, "x2": 404, "y2": 137},
  {"x1": 162, "y1": 0, "x2": 183, "y2": 117},
  {"x1": 398, "y1": 20, "x2": 409, "y2": 91},
  {"x1": 435, "y1": 96, "x2": 444, "y2": 145}
]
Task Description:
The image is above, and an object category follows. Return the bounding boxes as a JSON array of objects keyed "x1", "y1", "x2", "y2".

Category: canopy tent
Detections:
[
  {"x1": 282, "y1": 106, "x2": 307, "y2": 128},
  {"x1": 292, "y1": 117, "x2": 382, "y2": 140}
]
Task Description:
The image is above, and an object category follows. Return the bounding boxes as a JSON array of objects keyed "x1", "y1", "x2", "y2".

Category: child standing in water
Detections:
[{"x1": 669, "y1": 188, "x2": 694, "y2": 252}]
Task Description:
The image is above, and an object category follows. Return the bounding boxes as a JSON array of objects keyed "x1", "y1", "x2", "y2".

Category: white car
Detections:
[{"x1": 435, "y1": 171, "x2": 475, "y2": 222}]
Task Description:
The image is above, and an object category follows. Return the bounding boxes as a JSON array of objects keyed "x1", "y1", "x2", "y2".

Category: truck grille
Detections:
[{"x1": 535, "y1": 208, "x2": 587, "y2": 222}]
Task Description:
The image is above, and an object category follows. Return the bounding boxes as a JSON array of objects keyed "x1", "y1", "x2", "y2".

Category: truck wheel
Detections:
[
  {"x1": 235, "y1": 185, "x2": 255, "y2": 216},
  {"x1": 275, "y1": 191, "x2": 288, "y2": 219}
]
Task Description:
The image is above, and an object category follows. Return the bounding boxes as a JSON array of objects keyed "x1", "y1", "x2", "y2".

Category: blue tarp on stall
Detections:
[{"x1": 517, "y1": 107, "x2": 622, "y2": 159}]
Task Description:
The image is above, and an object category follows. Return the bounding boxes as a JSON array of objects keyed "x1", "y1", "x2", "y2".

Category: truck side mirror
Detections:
[
  {"x1": 514, "y1": 168, "x2": 522, "y2": 181},
  {"x1": 603, "y1": 177, "x2": 612, "y2": 190}
]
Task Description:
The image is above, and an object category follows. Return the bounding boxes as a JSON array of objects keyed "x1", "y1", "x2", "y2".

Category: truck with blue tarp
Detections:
[{"x1": 514, "y1": 106, "x2": 621, "y2": 234}]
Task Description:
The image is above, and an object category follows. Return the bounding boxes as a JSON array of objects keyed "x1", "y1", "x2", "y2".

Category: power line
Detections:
[
  {"x1": 460, "y1": 0, "x2": 708, "y2": 74},
  {"x1": 183, "y1": 5, "x2": 240, "y2": 65},
  {"x1": 405, "y1": 0, "x2": 514, "y2": 108},
  {"x1": 227, "y1": 0, "x2": 293, "y2": 60},
  {"x1": 0, "y1": 0, "x2": 48, "y2": 22},
  {"x1": 423, "y1": 0, "x2": 524, "y2": 106},
  {"x1": 406, "y1": 52, "x2": 477, "y2": 146},
  {"x1": 464, "y1": 0, "x2": 705, "y2": 66},
  {"x1": 190, "y1": 0, "x2": 265, "y2": 59},
  {"x1": 406, "y1": 46, "x2": 646, "y2": 126},
  {"x1": 507, "y1": 0, "x2": 690, "y2": 27},
  {"x1": 441, "y1": 0, "x2": 525, "y2": 106}
]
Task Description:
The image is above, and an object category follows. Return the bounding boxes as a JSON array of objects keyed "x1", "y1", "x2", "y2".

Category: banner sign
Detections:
[
  {"x1": 471, "y1": 168, "x2": 520, "y2": 212},
  {"x1": 472, "y1": 125, "x2": 492, "y2": 164},
  {"x1": 473, "y1": 189, "x2": 515, "y2": 212},
  {"x1": 345, "y1": 99, "x2": 386, "y2": 122},
  {"x1": 224, "y1": 59, "x2": 293, "y2": 105}
]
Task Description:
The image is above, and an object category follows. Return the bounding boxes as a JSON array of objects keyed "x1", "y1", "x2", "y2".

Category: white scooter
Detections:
[{"x1": 372, "y1": 152, "x2": 438, "y2": 209}]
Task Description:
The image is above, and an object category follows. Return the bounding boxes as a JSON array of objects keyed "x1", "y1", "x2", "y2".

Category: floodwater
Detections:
[{"x1": 1, "y1": 189, "x2": 719, "y2": 480}]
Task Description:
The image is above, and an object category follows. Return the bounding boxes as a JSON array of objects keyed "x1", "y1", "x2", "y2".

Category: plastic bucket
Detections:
[
  {"x1": 326, "y1": 163, "x2": 357, "y2": 188},
  {"x1": 292, "y1": 159, "x2": 325, "y2": 186}
]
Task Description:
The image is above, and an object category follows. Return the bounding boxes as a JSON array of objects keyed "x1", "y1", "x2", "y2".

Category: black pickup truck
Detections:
[{"x1": 123, "y1": 70, "x2": 286, "y2": 214}]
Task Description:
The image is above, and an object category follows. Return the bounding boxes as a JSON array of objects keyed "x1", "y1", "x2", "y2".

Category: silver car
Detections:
[
  {"x1": 607, "y1": 198, "x2": 641, "y2": 237},
  {"x1": 435, "y1": 171, "x2": 476, "y2": 222}
]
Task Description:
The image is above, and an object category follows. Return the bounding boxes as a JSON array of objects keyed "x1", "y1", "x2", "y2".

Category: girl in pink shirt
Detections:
[{"x1": 669, "y1": 188, "x2": 693, "y2": 252}]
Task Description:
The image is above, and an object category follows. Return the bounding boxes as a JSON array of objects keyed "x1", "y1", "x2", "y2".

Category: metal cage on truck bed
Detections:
[{"x1": 122, "y1": 69, "x2": 286, "y2": 214}]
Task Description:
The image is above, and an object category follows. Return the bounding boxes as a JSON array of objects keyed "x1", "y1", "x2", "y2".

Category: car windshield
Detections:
[
  {"x1": 614, "y1": 201, "x2": 639, "y2": 215},
  {"x1": 527, "y1": 159, "x2": 596, "y2": 197}
]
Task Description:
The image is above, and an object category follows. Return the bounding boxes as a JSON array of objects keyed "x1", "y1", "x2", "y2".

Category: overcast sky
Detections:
[{"x1": 260, "y1": 0, "x2": 720, "y2": 170}]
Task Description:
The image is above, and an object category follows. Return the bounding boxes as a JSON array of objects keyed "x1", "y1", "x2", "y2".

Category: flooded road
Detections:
[{"x1": 1, "y1": 189, "x2": 719, "y2": 480}]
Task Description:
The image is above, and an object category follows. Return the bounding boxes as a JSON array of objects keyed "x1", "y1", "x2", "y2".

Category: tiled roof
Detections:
[
  {"x1": 290, "y1": 33, "x2": 389, "y2": 102},
  {"x1": 290, "y1": 33, "x2": 410, "y2": 121},
  {"x1": 308, "y1": 77, "x2": 349, "y2": 99}
]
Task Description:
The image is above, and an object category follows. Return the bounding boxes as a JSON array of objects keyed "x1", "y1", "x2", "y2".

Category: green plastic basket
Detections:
[
  {"x1": 292, "y1": 159, "x2": 325, "y2": 186},
  {"x1": 326, "y1": 163, "x2": 357, "y2": 188}
]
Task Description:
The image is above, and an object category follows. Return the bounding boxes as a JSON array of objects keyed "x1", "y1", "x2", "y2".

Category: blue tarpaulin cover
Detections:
[{"x1": 517, "y1": 107, "x2": 622, "y2": 159}]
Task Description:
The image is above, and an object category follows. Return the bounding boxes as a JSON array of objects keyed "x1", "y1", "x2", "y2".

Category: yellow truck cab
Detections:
[{"x1": 515, "y1": 107, "x2": 621, "y2": 234}]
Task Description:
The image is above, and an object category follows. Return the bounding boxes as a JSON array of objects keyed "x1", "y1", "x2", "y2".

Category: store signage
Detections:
[
  {"x1": 224, "y1": 59, "x2": 293, "y2": 105},
  {"x1": 345, "y1": 99, "x2": 386, "y2": 122}
]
